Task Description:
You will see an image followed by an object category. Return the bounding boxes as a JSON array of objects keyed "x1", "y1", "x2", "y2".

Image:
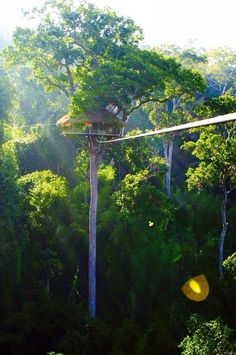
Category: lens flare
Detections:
[
  {"x1": 181, "y1": 274, "x2": 209, "y2": 302},
  {"x1": 189, "y1": 280, "x2": 201, "y2": 293}
]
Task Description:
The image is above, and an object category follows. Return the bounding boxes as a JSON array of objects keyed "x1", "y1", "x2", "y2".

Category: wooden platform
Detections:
[{"x1": 60, "y1": 130, "x2": 121, "y2": 137}]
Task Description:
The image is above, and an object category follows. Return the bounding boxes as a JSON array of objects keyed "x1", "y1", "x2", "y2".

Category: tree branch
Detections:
[
  {"x1": 33, "y1": 72, "x2": 70, "y2": 98},
  {"x1": 65, "y1": 63, "x2": 76, "y2": 95},
  {"x1": 128, "y1": 94, "x2": 183, "y2": 114}
]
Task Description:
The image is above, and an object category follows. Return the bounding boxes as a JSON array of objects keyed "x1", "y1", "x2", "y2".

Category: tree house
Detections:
[{"x1": 56, "y1": 106, "x2": 125, "y2": 138}]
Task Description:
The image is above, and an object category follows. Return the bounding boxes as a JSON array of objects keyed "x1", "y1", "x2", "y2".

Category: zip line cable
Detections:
[{"x1": 97, "y1": 112, "x2": 236, "y2": 144}]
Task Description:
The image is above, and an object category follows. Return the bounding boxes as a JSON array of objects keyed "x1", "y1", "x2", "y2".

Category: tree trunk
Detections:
[
  {"x1": 164, "y1": 139, "x2": 173, "y2": 197},
  {"x1": 88, "y1": 137, "x2": 99, "y2": 318},
  {"x1": 163, "y1": 98, "x2": 176, "y2": 197},
  {"x1": 46, "y1": 279, "x2": 50, "y2": 296},
  {"x1": 219, "y1": 191, "x2": 228, "y2": 277}
]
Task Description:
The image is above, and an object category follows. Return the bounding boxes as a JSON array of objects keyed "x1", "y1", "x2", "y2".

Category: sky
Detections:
[{"x1": 0, "y1": 0, "x2": 235, "y2": 50}]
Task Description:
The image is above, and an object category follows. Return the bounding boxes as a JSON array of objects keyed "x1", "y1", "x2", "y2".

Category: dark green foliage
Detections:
[{"x1": 0, "y1": 297, "x2": 88, "y2": 355}]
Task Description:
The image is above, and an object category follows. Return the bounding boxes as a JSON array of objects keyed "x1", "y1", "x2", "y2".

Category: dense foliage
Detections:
[
  {"x1": 179, "y1": 314, "x2": 236, "y2": 354},
  {"x1": 0, "y1": 1, "x2": 236, "y2": 354}
]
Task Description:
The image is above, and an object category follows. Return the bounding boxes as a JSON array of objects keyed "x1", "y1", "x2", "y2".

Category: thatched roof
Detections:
[
  {"x1": 56, "y1": 114, "x2": 72, "y2": 127},
  {"x1": 56, "y1": 109, "x2": 124, "y2": 127}
]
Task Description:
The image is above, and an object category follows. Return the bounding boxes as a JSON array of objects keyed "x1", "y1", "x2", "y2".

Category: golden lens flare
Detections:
[
  {"x1": 181, "y1": 274, "x2": 209, "y2": 302},
  {"x1": 189, "y1": 280, "x2": 201, "y2": 293}
]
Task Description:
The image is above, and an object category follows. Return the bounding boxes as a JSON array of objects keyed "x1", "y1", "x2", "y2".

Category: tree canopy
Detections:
[{"x1": 4, "y1": 0, "x2": 205, "y2": 123}]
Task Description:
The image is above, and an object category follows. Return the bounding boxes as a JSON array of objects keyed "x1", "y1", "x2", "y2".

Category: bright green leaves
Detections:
[
  {"x1": 17, "y1": 170, "x2": 67, "y2": 208},
  {"x1": 3, "y1": 0, "x2": 142, "y2": 100},
  {"x1": 3, "y1": 0, "x2": 205, "y2": 126},
  {"x1": 114, "y1": 168, "x2": 172, "y2": 231},
  {"x1": 97, "y1": 165, "x2": 115, "y2": 182},
  {"x1": 179, "y1": 314, "x2": 236, "y2": 355},
  {"x1": 178, "y1": 67, "x2": 206, "y2": 96},
  {"x1": 223, "y1": 252, "x2": 236, "y2": 280},
  {"x1": 184, "y1": 131, "x2": 236, "y2": 191},
  {"x1": 197, "y1": 95, "x2": 236, "y2": 118},
  {"x1": 115, "y1": 170, "x2": 150, "y2": 213},
  {"x1": 183, "y1": 95, "x2": 236, "y2": 192},
  {"x1": 186, "y1": 163, "x2": 219, "y2": 191},
  {"x1": 17, "y1": 170, "x2": 68, "y2": 230},
  {"x1": 70, "y1": 46, "x2": 205, "y2": 120}
]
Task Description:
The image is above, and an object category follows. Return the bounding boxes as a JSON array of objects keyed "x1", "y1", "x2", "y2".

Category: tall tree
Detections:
[{"x1": 4, "y1": 0, "x2": 205, "y2": 317}]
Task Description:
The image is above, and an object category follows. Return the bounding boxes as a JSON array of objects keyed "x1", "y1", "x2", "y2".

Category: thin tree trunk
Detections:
[
  {"x1": 163, "y1": 98, "x2": 175, "y2": 197},
  {"x1": 219, "y1": 191, "x2": 228, "y2": 277},
  {"x1": 88, "y1": 137, "x2": 98, "y2": 318},
  {"x1": 46, "y1": 279, "x2": 50, "y2": 296},
  {"x1": 221, "y1": 82, "x2": 227, "y2": 96},
  {"x1": 164, "y1": 139, "x2": 173, "y2": 196}
]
